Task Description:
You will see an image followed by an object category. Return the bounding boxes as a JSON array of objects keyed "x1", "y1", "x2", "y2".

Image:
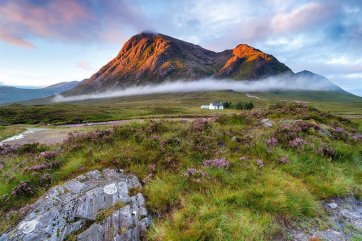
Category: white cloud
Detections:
[
  {"x1": 346, "y1": 73, "x2": 362, "y2": 79},
  {"x1": 53, "y1": 77, "x2": 339, "y2": 103},
  {"x1": 271, "y1": 3, "x2": 330, "y2": 32},
  {"x1": 326, "y1": 57, "x2": 351, "y2": 65},
  {"x1": 77, "y1": 61, "x2": 96, "y2": 71}
]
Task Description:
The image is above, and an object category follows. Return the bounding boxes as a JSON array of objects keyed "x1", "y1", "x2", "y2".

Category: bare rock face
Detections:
[
  {"x1": 0, "y1": 169, "x2": 151, "y2": 241},
  {"x1": 289, "y1": 196, "x2": 362, "y2": 241}
]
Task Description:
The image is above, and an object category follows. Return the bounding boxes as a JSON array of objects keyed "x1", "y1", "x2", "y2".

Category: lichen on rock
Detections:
[{"x1": 0, "y1": 169, "x2": 150, "y2": 241}]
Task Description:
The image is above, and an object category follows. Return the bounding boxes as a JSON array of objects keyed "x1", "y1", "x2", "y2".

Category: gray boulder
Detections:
[
  {"x1": 289, "y1": 196, "x2": 362, "y2": 241},
  {"x1": 1, "y1": 169, "x2": 151, "y2": 241}
]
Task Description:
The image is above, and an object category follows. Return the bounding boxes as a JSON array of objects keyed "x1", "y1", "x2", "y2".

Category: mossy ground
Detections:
[{"x1": 0, "y1": 102, "x2": 361, "y2": 240}]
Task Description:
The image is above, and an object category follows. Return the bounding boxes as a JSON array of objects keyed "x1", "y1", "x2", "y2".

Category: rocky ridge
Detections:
[{"x1": 67, "y1": 32, "x2": 292, "y2": 95}]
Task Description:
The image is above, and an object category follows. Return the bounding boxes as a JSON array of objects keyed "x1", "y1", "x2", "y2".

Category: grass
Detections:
[
  {"x1": 0, "y1": 102, "x2": 361, "y2": 240},
  {"x1": 0, "y1": 90, "x2": 360, "y2": 125},
  {"x1": 96, "y1": 202, "x2": 126, "y2": 223},
  {"x1": 0, "y1": 125, "x2": 26, "y2": 141}
]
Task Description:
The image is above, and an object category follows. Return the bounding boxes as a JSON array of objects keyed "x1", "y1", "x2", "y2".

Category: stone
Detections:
[
  {"x1": 288, "y1": 196, "x2": 362, "y2": 241},
  {"x1": 261, "y1": 118, "x2": 273, "y2": 127},
  {"x1": 0, "y1": 169, "x2": 151, "y2": 241},
  {"x1": 327, "y1": 202, "x2": 338, "y2": 209}
]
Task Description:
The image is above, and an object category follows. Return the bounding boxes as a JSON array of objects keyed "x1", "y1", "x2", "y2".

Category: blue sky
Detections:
[{"x1": 0, "y1": 0, "x2": 361, "y2": 96}]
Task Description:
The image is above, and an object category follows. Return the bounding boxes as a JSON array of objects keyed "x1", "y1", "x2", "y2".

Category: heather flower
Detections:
[
  {"x1": 0, "y1": 144, "x2": 18, "y2": 155},
  {"x1": 240, "y1": 156, "x2": 247, "y2": 161},
  {"x1": 289, "y1": 137, "x2": 307, "y2": 148},
  {"x1": 335, "y1": 127, "x2": 345, "y2": 133},
  {"x1": 296, "y1": 121, "x2": 320, "y2": 132},
  {"x1": 352, "y1": 134, "x2": 362, "y2": 142},
  {"x1": 266, "y1": 137, "x2": 278, "y2": 147},
  {"x1": 256, "y1": 159, "x2": 264, "y2": 169},
  {"x1": 191, "y1": 118, "x2": 209, "y2": 132},
  {"x1": 202, "y1": 158, "x2": 230, "y2": 168},
  {"x1": 26, "y1": 163, "x2": 48, "y2": 172}
]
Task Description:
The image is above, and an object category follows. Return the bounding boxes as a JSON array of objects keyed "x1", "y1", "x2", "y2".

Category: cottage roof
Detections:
[{"x1": 211, "y1": 102, "x2": 223, "y2": 107}]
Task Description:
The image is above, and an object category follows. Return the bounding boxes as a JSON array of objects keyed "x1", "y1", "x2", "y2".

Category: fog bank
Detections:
[{"x1": 52, "y1": 77, "x2": 337, "y2": 103}]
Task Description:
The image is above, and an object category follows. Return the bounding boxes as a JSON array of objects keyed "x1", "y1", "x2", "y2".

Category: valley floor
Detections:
[{"x1": 0, "y1": 91, "x2": 361, "y2": 126}]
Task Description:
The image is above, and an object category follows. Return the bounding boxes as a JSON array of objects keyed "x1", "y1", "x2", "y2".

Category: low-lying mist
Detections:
[{"x1": 52, "y1": 77, "x2": 337, "y2": 103}]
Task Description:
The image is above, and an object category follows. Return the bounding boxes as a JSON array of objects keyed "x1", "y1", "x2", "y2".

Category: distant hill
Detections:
[
  {"x1": 0, "y1": 81, "x2": 79, "y2": 104},
  {"x1": 293, "y1": 70, "x2": 343, "y2": 91},
  {"x1": 66, "y1": 32, "x2": 297, "y2": 95}
]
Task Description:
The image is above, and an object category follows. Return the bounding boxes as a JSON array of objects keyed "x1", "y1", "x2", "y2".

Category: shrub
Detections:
[
  {"x1": 12, "y1": 182, "x2": 34, "y2": 197},
  {"x1": 289, "y1": 137, "x2": 307, "y2": 148},
  {"x1": 183, "y1": 168, "x2": 209, "y2": 179},
  {"x1": 25, "y1": 163, "x2": 48, "y2": 172},
  {"x1": 16, "y1": 143, "x2": 45, "y2": 154},
  {"x1": 191, "y1": 118, "x2": 209, "y2": 132},
  {"x1": 0, "y1": 144, "x2": 18, "y2": 155},
  {"x1": 223, "y1": 101, "x2": 232, "y2": 109},
  {"x1": 40, "y1": 151, "x2": 56, "y2": 159},
  {"x1": 320, "y1": 146, "x2": 336, "y2": 159},
  {"x1": 202, "y1": 158, "x2": 230, "y2": 168},
  {"x1": 266, "y1": 137, "x2": 278, "y2": 147},
  {"x1": 235, "y1": 101, "x2": 254, "y2": 110}
]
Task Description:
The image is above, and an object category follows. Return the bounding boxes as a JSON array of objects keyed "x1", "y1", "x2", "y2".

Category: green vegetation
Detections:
[
  {"x1": 96, "y1": 202, "x2": 125, "y2": 223},
  {"x1": 223, "y1": 101, "x2": 254, "y2": 110},
  {"x1": 0, "y1": 102, "x2": 361, "y2": 240},
  {"x1": 0, "y1": 90, "x2": 360, "y2": 125},
  {"x1": 0, "y1": 125, "x2": 26, "y2": 141}
]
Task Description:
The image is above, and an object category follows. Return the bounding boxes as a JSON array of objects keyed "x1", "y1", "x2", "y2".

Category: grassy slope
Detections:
[
  {"x1": 0, "y1": 90, "x2": 361, "y2": 125},
  {"x1": 0, "y1": 126, "x2": 26, "y2": 141},
  {"x1": 0, "y1": 102, "x2": 361, "y2": 240}
]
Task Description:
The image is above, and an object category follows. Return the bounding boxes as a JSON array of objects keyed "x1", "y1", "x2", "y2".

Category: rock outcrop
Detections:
[
  {"x1": 0, "y1": 169, "x2": 150, "y2": 241},
  {"x1": 290, "y1": 196, "x2": 362, "y2": 241}
]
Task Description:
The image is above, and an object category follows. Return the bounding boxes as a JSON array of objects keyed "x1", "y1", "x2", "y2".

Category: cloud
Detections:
[
  {"x1": 77, "y1": 61, "x2": 96, "y2": 71},
  {"x1": 0, "y1": 27, "x2": 34, "y2": 48},
  {"x1": 0, "y1": 0, "x2": 149, "y2": 47},
  {"x1": 0, "y1": 0, "x2": 89, "y2": 46},
  {"x1": 52, "y1": 77, "x2": 339, "y2": 103},
  {"x1": 271, "y1": 3, "x2": 334, "y2": 33}
]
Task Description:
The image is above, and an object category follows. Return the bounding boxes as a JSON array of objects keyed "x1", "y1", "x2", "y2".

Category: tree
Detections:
[
  {"x1": 235, "y1": 101, "x2": 254, "y2": 110},
  {"x1": 223, "y1": 101, "x2": 232, "y2": 109},
  {"x1": 244, "y1": 101, "x2": 254, "y2": 110}
]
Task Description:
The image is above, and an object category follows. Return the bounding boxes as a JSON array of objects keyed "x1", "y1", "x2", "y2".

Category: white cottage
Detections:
[{"x1": 201, "y1": 102, "x2": 224, "y2": 110}]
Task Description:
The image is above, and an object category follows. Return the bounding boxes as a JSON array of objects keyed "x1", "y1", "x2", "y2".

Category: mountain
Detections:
[
  {"x1": 67, "y1": 32, "x2": 294, "y2": 95},
  {"x1": 0, "y1": 81, "x2": 79, "y2": 104},
  {"x1": 293, "y1": 70, "x2": 342, "y2": 91}
]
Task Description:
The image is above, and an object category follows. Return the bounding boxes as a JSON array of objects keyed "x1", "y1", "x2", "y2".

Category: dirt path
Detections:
[{"x1": 0, "y1": 117, "x2": 206, "y2": 146}]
